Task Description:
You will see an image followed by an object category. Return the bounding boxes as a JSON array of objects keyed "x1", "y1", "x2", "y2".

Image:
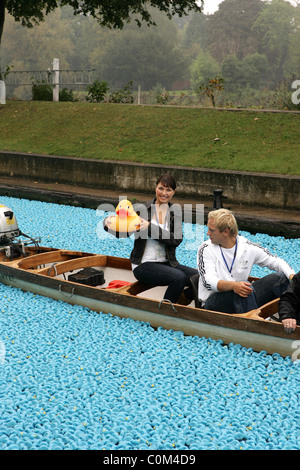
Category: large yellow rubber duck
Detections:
[{"x1": 109, "y1": 199, "x2": 140, "y2": 233}]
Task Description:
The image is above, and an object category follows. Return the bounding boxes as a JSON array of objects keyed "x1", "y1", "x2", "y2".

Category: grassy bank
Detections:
[{"x1": 0, "y1": 101, "x2": 299, "y2": 175}]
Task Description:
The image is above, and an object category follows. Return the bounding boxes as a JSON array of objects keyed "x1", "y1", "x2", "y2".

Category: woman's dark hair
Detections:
[{"x1": 156, "y1": 174, "x2": 176, "y2": 190}]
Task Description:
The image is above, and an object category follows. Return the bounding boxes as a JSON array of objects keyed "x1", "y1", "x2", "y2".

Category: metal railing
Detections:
[{"x1": 4, "y1": 68, "x2": 95, "y2": 86}]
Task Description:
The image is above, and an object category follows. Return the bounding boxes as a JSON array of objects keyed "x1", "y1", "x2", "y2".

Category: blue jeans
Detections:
[
  {"x1": 204, "y1": 272, "x2": 289, "y2": 314},
  {"x1": 133, "y1": 262, "x2": 198, "y2": 303}
]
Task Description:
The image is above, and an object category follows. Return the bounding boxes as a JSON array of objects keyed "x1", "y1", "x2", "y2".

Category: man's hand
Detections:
[
  {"x1": 282, "y1": 318, "x2": 297, "y2": 334},
  {"x1": 232, "y1": 281, "x2": 254, "y2": 298},
  {"x1": 217, "y1": 280, "x2": 253, "y2": 298}
]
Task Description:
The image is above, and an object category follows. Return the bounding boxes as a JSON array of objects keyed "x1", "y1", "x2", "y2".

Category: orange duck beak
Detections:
[{"x1": 115, "y1": 199, "x2": 133, "y2": 218}]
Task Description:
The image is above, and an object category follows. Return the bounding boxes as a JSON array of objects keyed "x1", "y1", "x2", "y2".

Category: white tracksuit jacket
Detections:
[{"x1": 197, "y1": 235, "x2": 295, "y2": 306}]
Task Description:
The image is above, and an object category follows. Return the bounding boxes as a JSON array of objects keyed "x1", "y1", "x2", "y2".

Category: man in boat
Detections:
[
  {"x1": 278, "y1": 271, "x2": 300, "y2": 333},
  {"x1": 197, "y1": 209, "x2": 295, "y2": 314}
]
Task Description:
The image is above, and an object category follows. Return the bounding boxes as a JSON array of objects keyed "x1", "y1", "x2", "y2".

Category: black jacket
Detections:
[
  {"x1": 278, "y1": 271, "x2": 300, "y2": 323},
  {"x1": 104, "y1": 199, "x2": 183, "y2": 267}
]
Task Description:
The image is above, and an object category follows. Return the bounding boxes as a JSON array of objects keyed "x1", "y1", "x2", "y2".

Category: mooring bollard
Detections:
[{"x1": 212, "y1": 189, "x2": 227, "y2": 209}]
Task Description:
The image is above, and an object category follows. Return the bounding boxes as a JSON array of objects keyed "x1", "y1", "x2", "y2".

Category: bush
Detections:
[
  {"x1": 59, "y1": 87, "x2": 74, "y2": 102},
  {"x1": 86, "y1": 80, "x2": 109, "y2": 102},
  {"x1": 32, "y1": 82, "x2": 52, "y2": 101},
  {"x1": 108, "y1": 81, "x2": 134, "y2": 103},
  {"x1": 156, "y1": 92, "x2": 169, "y2": 105},
  {"x1": 262, "y1": 77, "x2": 300, "y2": 111},
  {"x1": 32, "y1": 83, "x2": 75, "y2": 102}
]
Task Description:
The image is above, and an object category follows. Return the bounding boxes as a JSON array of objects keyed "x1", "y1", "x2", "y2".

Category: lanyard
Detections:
[
  {"x1": 219, "y1": 238, "x2": 238, "y2": 274},
  {"x1": 153, "y1": 204, "x2": 169, "y2": 229}
]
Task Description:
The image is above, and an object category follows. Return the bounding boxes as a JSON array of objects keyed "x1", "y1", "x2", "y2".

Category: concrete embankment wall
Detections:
[{"x1": 0, "y1": 151, "x2": 299, "y2": 210}]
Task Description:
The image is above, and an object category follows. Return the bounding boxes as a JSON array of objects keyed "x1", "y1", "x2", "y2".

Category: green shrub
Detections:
[
  {"x1": 156, "y1": 92, "x2": 169, "y2": 105},
  {"x1": 262, "y1": 77, "x2": 300, "y2": 111},
  {"x1": 32, "y1": 83, "x2": 75, "y2": 102},
  {"x1": 108, "y1": 81, "x2": 134, "y2": 103},
  {"x1": 86, "y1": 80, "x2": 109, "y2": 102},
  {"x1": 59, "y1": 87, "x2": 74, "y2": 102},
  {"x1": 32, "y1": 82, "x2": 52, "y2": 101}
]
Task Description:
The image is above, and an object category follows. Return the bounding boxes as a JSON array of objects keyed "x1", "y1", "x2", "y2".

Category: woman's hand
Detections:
[
  {"x1": 137, "y1": 217, "x2": 150, "y2": 231},
  {"x1": 104, "y1": 215, "x2": 115, "y2": 228}
]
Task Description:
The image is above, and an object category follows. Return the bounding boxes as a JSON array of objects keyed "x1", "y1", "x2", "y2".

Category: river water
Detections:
[{"x1": 0, "y1": 196, "x2": 299, "y2": 450}]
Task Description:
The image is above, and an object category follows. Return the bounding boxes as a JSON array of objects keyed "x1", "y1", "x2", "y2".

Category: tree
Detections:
[
  {"x1": 287, "y1": 4, "x2": 300, "y2": 77},
  {"x1": 1, "y1": 8, "x2": 72, "y2": 70},
  {"x1": 207, "y1": 0, "x2": 263, "y2": 62},
  {"x1": 99, "y1": 21, "x2": 187, "y2": 90},
  {"x1": 60, "y1": 6, "x2": 106, "y2": 70},
  {"x1": 189, "y1": 49, "x2": 220, "y2": 90},
  {"x1": 252, "y1": 0, "x2": 295, "y2": 84},
  {"x1": 221, "y1": 54, "x2": 244, "y2": 91},
  {"x1": 241, "y1": 53, "x2": 269, "y2": 88},
  {"x1": 221, "y1": 52, "x2": 270, "y2": 91},
  {"x1": 182, "y1": 9, "x2": 208, "y2": 50},
  {"x1": 198, "y1": 75, "x2": 224, "y2": 107},
  {"x1": 0, "y1": 0, "x2": 203, "y2": 44}
]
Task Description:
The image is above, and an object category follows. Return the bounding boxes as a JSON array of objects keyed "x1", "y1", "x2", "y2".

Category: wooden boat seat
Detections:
[
  {"x1": 233, "y1": 298, "x2": 279, "y2": 320},
  {"x1": 36, "y1": 255, "x2": 107, "y2": 276},
  {"x1": 233, "y1": 309, "x2": 264, "y2": 320},
  {"x1": 18, "y1": 250, "x2": 99, "y2": 270}
]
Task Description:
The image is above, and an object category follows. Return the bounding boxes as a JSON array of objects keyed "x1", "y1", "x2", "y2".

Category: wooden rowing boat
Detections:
[{"x1": 0, "y1": 245, "x2": 298, "y2": 358}]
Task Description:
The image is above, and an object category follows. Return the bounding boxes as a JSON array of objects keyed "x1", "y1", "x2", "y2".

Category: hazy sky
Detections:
[
  {"x1": 203, "y1": 0, "x2": 298, "y2": 15},
  {"x1": 203, "y1": 0, "x2": 223, "y2": 14}
]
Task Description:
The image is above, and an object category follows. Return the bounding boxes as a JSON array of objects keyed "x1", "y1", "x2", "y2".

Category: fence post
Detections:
[
  {"x1": 52, "y1": 58, "x2": 59, "y2": 102},
  {"x1": 0, "y1": 80, "x2": 6, "y2": 104}
]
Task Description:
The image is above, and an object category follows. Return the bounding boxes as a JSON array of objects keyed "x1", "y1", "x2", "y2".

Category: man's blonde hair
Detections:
[{"x1": 208, "y1": 209, "x2": 238, "y2": 237}]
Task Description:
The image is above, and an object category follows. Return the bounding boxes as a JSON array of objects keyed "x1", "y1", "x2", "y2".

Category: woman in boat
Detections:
[
  {"x1": 279, "y1": 271, "x2": 300, "y2": 333},
  {"x1": 197, "y1": 209, "x2": 295, "y2": 314},
  {"x1": 104, "y1": 174, "x2": 197, "y2": 304}
]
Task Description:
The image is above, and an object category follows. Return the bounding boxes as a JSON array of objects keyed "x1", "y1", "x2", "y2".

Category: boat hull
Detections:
[{"x1": 0, "y1": 247, "x2": 298, "y2": 358}]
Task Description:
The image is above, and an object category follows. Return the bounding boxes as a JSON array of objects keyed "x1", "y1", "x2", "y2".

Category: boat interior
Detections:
[{"x1": 2, "y1": 247, "x2": 282, "y2": 323}]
